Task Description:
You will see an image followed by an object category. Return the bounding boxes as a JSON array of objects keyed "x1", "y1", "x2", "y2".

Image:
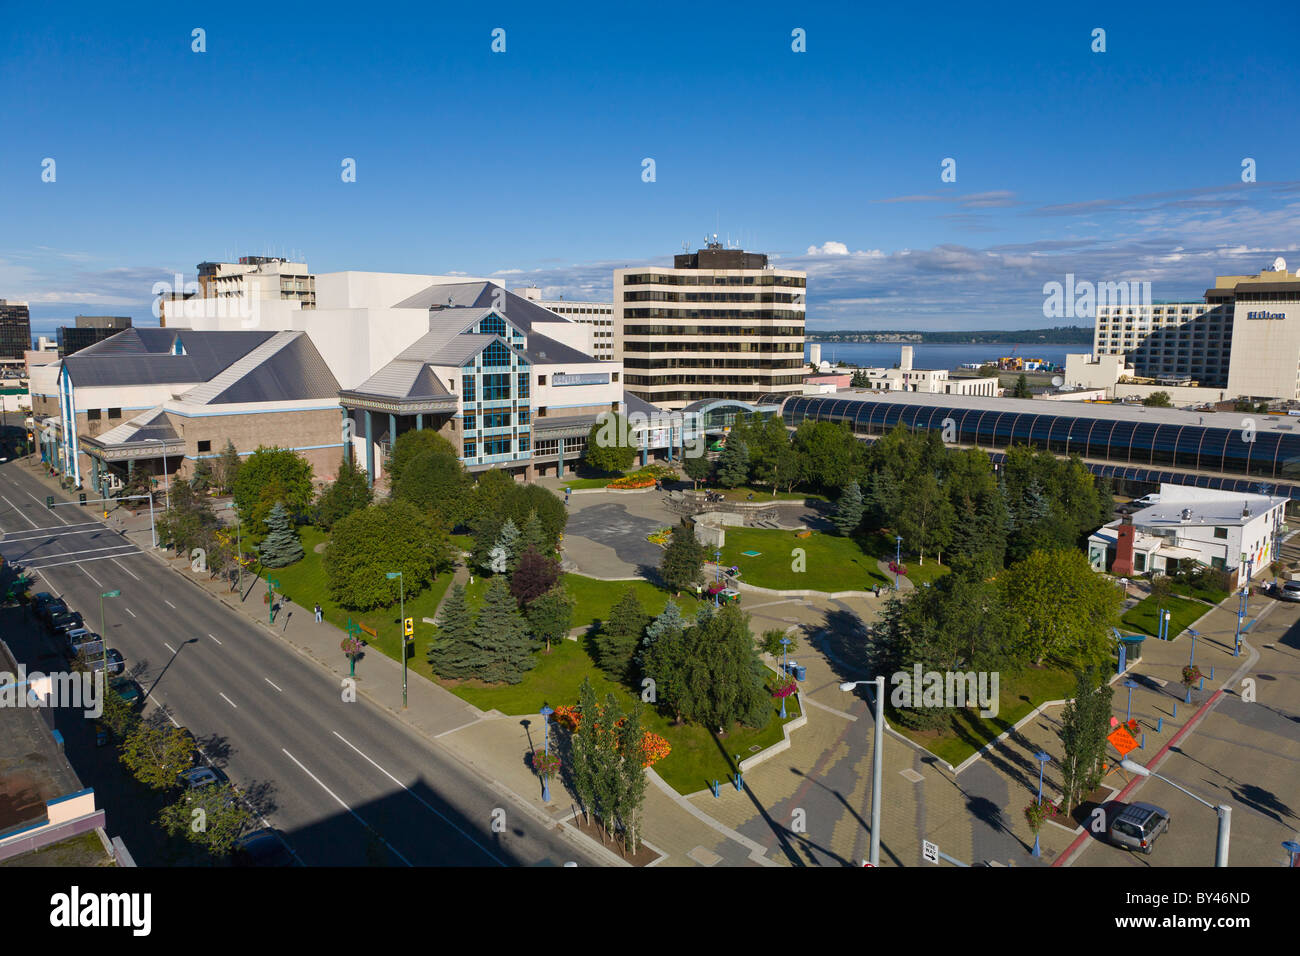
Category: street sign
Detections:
[
  {"x1": 1107, "y1": 725, "x2": 1139, "y2": 759},
  {"x1": 922, "y1": 840, "x2": 939, "y2": 864},
  {"x1": 861, "y1": 861, "x2": 875, "y2": 867},
  {"x1": 102, "y1": 589, "x2": 121, "y2": 598},
  {"x1": 404, "y1": 617, "x2": 414, "y2": 637}
]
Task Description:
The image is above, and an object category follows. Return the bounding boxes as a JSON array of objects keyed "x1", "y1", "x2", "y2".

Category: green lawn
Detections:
[
  {"x1": 891, "y1": 665, "x2": 1078, "y2": 767},
  {"x1": 716, "y1": 526, "x2": 889, "y2": 592},
  {"x1": 440, "y1": 636, "x2": 800, "y2": 794},
  {"x1": 1122, "y1": 594, "x2": 1206, "y2": 640},
  {"x1": 857, "y1": 530, "x2": 951, "y2": 587},
  {"x1": 711, "y1": 485, "x2": 829, "y2": 503},
  {"x1": 253, "y1": 525, "x2": 455, "y2": 684},
  {"x1": 1169, "y1": 579, "x2": 1230, "y2": 605}
]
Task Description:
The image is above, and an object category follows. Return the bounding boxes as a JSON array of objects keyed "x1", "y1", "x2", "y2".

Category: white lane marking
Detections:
[
  {"x1": 264, "y1": 677, "x2": 282, "y2": 692},
  {"x1": 112, "y1": 558, "x2": 140, "y2": 581},
  {"x1": 331, "y1": 731, "x2": 506, "y2": 867},
  {"x1": 17, "y1": 550, "x2": 143, "y2": 571},
  {"x1": 144, "y1": 691, "x2": 180, "y2": 727},
  {"x1": 281, "y1": 749, "x2": 413, "y2": 867},
  {"x1": 163, "y1": 642, "x2": 176, "y2": 654},
  {"x1": 23, "y1": 544, "x2": 138, "y2": 562},
  {"x1": 0, "y1": 496, "x2": 37, "y2": 528},
  {"x1": 219, "y1": 692, "x2": 237, "y2": 709},
  {"x1": 81, "y1": 565, "x2": 102, "y2": 587},
  {"x1": 208, "y1": 633, "x2": 223, "y2": 646},
  {"x1": 164, "y1": 599, "x2": 176, "y2": 609},
  {"x1": 27, "y1": 490, "x2": 70, "y2": 525},
  {"x1": 124, "y1": 607, "x2": 137, "y2": 618},
  {"x1": 0, "y1": 521, "x2": 102, "y2": 541}
]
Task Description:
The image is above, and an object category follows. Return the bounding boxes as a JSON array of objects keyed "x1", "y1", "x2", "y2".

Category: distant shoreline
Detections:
[{"x1": 806, "y1": 327, "x2": 1093, "y2": 345}]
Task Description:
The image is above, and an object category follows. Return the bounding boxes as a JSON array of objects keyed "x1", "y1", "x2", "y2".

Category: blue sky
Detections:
[{"x1": 2, "y1": 1, "x2": 1297, "y2": 335}]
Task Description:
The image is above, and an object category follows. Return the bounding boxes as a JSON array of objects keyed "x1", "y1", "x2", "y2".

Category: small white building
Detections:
[
  {"x1": 854, "y1": 346, "x2": 1000, "y2": 397},
  {"x1": 1088, "y1": 483, "x2": 1287, "y2": 582}
]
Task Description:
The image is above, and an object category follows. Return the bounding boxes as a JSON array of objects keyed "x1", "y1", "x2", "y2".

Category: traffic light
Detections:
[
  {"x1": 45, "y1": 495, "x2": 53, "y2": 510},
  {"x1": 79, "y1": 493, "x2": 86, "y2": 506},
  {"x1": 404, "y1": 617, "x2": 414, "y2": 638}
]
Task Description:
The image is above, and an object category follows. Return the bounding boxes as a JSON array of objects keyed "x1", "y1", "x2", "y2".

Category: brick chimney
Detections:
[{"x1": 1111, "y1": 513, "x2": 1135, "y2": 578}]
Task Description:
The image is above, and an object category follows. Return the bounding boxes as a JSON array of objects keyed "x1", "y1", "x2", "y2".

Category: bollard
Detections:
[
  {"x1": 1173, "y1": 702, "x2": 1178, "y2": 718},
  {"x1": 711, "y1": 780, "x2": 719, "y2": 798},
  {"x1": 1156, "y1": 717, "x2": 1163, "y2": 733},
  {"x1": 1210, "y1": 665, "x2": 1214, "y2": 680},
  {"x1": 1140, "y1": 733, "x2": 1145, "y2": 749},
  {"x1": 735, "y1": 773, "x2": 744, "y2": 792},
  {"x1": 1199, "y1": 677, "x2": 1204, "y2": 690}
]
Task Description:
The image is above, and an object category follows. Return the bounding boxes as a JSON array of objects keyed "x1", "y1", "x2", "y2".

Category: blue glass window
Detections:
[
  {"x1": 463, "y1": 440, "x2": 477, "y2": 459},
  {"x1": 517, "y1": 372, "x2": 531, "y2": 399},
  {"x1": 484, "y1": 410, "x2": 511, "y2": 429},
  {"x1": 462, "y1": 376, "x2": 476, "y2": 401},
  {"x1": 463, "y1": 413, "x2": 476, "y2": 432},
  {"x1": 482, "y1": 373, "x2": 511, "y2": 401},
  {"x1": 483, "y1": 341, "x2": 511, "y2": 367},
  {"x1": 518, "y1": 407, "x2": 531, "y2": 425},
  {"x1": 480, "y1": 314, "x2": 506, "y2": 338},
  {"x1": 519, "y1": 435, "x2": 531, "y2": 452},
  {"x1": 484, "y1": 437, "x2": 511, "y2": 456}
]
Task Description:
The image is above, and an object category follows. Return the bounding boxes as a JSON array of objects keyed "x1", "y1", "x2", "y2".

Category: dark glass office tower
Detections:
[{"x1": 0, "y1": 300, "x2": 32, "y2": 359}]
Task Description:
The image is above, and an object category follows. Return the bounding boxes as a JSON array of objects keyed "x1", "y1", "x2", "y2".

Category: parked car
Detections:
[
  {"x1": 1278, "y1": 581, "x2": 1300, "y2": 603},
  {"x1": 49, "y1": 610, "x2": 84, "y2": 636},
  {"x1": 178, "y1": 766, "x2": 223, "y2": 790},
  {"x1": 31, "y1": 592, "x2": 59, "y2": 619},
  {"x1": 40, "y1": 599, "x2": 69, "y2": 625},
  {"x1": 1132, "y1": 494, "x2": 1161, "y2": 507},
  {"x1": 88, "y1": 649, "x2": 125, "y2": 675},
  {"x1": 1109, "y1": 802, "x2": 1170, "y2": 854},
  {"x1": 108, "y1": 676, "x2": 143, "y2": 708},
  {"x1": 69, "y1": 632, "x2": 103, "y2": 662},
  {"x1": 231, "y1": 828, "x2": 297, "y2": 867}
]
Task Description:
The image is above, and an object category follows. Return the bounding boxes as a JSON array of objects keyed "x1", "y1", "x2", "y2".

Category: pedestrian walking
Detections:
[{"x1": 314, "y1": 602, "x2": 322, "y2": 623}]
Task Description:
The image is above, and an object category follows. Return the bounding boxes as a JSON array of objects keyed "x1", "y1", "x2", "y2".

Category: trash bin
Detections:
[{"x1": 794, "y1": 665, "x2": 807, "y2": 681}]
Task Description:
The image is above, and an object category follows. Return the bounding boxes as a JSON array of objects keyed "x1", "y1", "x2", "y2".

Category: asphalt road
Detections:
[{"x1": 0, "y1": 458, "x2": 602, "y2": 867}]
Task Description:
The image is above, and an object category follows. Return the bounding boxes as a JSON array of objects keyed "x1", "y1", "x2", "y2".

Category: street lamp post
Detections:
[
  {"x1": 1032, "y1": 750, "x2": 1051, "y2": 858},
  {"x1": 143, "y1": 437, "x2": 171, "y2": 510},
  {"x1": 714, "y1": 549, "x2": 722, "y2": 607},
  {"x1": 1283, "y1": 840, "x2": 1300, "y2": 868},
  {"x1": 1121, "y1": 757, "x2": 1231, "y2": 866},
  {"x1": 1187, "y1": 627, "x2": 1200, "y2": 667},
  {"x1": 267, "y1": 578, "x2": 279, "y2": 625},
  {"x1": 386, "y1": 571, "x2": 407, "y2": 708},
  {"x1": 1123, "y1": 679, "x2": 1138, "y2": 722},
  {"x1": 99, "y1": 589, "x2": 120, "y2": 673},
  {"x1": 779, "y1": 636, "x2": 792, "y2": 719},
  {"x1": 894, "y1": 535, "x2": 902, "y2": 590},
  {"x1": 540, "y1": 704, "x2": 555, "y2": 803},
  {"x1": 840, "y1": 677, "x2": 885, "y2": 866}
]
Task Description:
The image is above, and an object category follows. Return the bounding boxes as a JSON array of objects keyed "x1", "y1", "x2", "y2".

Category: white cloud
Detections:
[{"x1": 806, "y1": 241, "x2": 849, "y2": 256}]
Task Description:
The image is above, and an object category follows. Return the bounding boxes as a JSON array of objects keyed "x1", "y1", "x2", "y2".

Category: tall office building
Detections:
[
  {"x1": 513, "y1": 287, "x2": 616, "y2": 360},
  {"x1": 1092, "y1": 258, "x2": 1300, "y2": 399},
  {"x1": 57, "y1": 315, "x2": 133, "y2": 357},
  {"x1": 197, "y1": 256, "x2": 315, "y2": 309},
  {"x1": 614, "y1": 240, "x2": 806, "y2": 409},
  {"x1": 0, "y1": 300, "x2": 32, "y2": 360}
]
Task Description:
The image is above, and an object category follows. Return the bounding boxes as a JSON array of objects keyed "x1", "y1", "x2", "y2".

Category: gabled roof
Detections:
[
  {"x1": 64, "y1": 328, "x2": 276, "y2": 388},
  {"x1": 179, "y1": 331, "x2": 339, "y2": 405},
  {"x1": 523, "y1": 332, "x2": 601, "y2": 366},
  {"x1": 89, "y1": 407, "x2": 179, "y2": 446},
  {"x1": 395, "y1": 282, "x2": 571, "y2": 333},
  {"x1": 349, "y1": 361, "x2": 453, "y2": 402}
]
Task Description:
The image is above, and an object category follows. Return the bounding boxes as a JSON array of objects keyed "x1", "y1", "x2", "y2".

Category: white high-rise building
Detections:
[{"x1": 513, "y1": 287, "x2": 615, "y2": 360}]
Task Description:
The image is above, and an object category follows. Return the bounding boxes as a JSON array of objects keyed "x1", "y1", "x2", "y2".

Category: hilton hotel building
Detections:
[
  {"x1": 614, "y1": 242, "x2": 806, "y2": 409},
  {"x1": 1092, "y1": 260, "x2": 1300, "y2": 400}
]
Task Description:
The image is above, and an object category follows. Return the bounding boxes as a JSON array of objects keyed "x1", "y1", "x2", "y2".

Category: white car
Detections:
[{"x1": 1278, "y1": 581, "x2": 1300, "y2": 603}]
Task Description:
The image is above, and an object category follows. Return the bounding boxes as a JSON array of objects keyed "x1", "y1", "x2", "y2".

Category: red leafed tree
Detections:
[{"x1": 510, "y1": 547, "x2": 560, "y2": 607}]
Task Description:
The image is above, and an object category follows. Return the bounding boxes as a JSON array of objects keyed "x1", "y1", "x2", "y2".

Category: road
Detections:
[{"x1": 0, "y1": 458, "x2": 602, "y2": 867}]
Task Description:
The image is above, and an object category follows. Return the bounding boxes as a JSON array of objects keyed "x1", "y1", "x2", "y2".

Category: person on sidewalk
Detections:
[{"x1": 314, "y1": 602, "x2": 323, "y2": 623}]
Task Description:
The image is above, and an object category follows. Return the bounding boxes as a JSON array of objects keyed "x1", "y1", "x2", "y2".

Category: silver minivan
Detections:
[{"x1": 1109, "y1": 802, "x2": 1170, "y2": 854}]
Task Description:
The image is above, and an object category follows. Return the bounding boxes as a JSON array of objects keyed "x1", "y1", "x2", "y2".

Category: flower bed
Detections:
[{"x1": 608, "y1": 476, "x2": 656, "y2": 489}]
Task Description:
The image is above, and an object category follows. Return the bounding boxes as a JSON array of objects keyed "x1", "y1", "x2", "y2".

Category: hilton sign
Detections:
[{"x1": 1246, "y1": 311, "x2": 1286, "y2": 320}]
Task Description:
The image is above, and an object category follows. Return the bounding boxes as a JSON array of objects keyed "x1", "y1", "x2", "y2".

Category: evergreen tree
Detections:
[
  {"x1": 258, "y1": 502, "x2": 303, "y2": 568},
  {"x1": 1012, "y1": 373, "x2": 1031, "y2": 398},
  {"x1": 658, "y1": 524, "x2": 705, "y2": 594},
  {"x1": 217, "y1": 439, "x2": 241, "y2": 494},
  {"x1": 595, "y1": 588, "x2": 650, "y2": 682},
  {"x1": 317, "y1": 456, "x2": 373, "y2": 531},
  {"x1": 679, "y1": 604, "x2": 770, "y2": 731},
  {"x1": 832, "y1": 480, "x2": 865, "y2": 536},
  {"x1": 642, "y1": 602, "x2": 692, "y2": 721},
  {"x1": 489, "y1": 518, "x2": 520, "y2": 574},
  {"x1": 715, "y1": 438, "x2": 750, "y2": 489},
  {"x1": 641, "y1": 600, "x2": 685, "y2": 662},
  {"x1": 190, "y1": 457, "x2": 213, "y2": 494},
  {"x1": 850, "y1": 369, "x2": 869, "y2": 388},
  {"x1": 427, "y1": 585, "x2": 477, "y2": 678},
  {"x1": 519, "y1": 510, "x2": 546, "y2": 557},
  {"x1": 462, "y1": 578, "x2": 535, "y2": 684}
]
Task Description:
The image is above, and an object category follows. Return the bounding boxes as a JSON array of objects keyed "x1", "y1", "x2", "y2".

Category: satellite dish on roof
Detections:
[
  {"x1": 1271, "y1": 256, "x2": 1287, "y2": 272},
  {"x1": 1051, "y1": 375, "x2": 1063, "y2": 387}
]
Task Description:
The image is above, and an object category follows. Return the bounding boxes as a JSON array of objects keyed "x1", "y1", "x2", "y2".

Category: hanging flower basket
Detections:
[
  {"x1": 1181, "y1": 664, "x2": 1202, "y2": 687},
  {"x1": 1025, "y1": 801, "x2": 1058, "y2": 831},
  {"x1": 529, "y1": 751, "x2": 562, "y2": 778},
  {"x1": 772, "y1": 678, "x2": 799, "y2": 699}
]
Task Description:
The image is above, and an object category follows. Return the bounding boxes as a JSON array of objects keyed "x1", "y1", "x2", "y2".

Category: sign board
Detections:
[
  {"x1": 404, "y1": 617, "x2": 414, "y2": 637},
  {"x1": 552, "y1": 372, "x2": 609, "y2": 387},
  {"x1": 103, "y1": 589, "x2": 121, "y2": 598},
  {"x1": 1107, "y1": 725, "x2": 1139, "y2": 759},
  {"x1": 922, "y1": 840, "x2": 939, "y2": 864}
]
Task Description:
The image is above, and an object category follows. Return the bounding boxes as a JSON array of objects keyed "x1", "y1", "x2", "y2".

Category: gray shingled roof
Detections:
[
  {"x1": 349, "y1": 361, "x2": 453, "y2": 401},
  {"x1": 523, "y1": 332, "x2": 602, "y2": 366},
  {"x1": 394, "y1": 281, "x2": 570, "y2": 333},
  {"x1": 89, "y1": 407, "x2": 179, "y2": 446},
  {"x1": 65, "y1": 328, "x2": 275, "y2": 388},
  {"x1": 179, "y1": 331, "x2": 339, "y2": 405}
]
